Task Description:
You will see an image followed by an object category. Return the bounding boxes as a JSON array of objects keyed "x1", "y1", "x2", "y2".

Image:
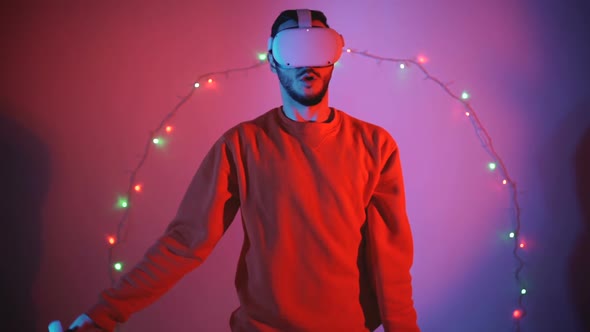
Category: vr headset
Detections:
[{"x1": 268, "y1": 9, "x2": 345, "y2": 68}]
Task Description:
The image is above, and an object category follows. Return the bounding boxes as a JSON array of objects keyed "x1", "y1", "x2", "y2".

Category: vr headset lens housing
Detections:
[{"x1": 268, "y1": 27, "x2": 345, "y2": 68}]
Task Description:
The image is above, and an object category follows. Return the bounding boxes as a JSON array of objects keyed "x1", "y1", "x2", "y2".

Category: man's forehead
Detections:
[{"x1": 277, "y1": 19, "x2": 327, "y2": 32}]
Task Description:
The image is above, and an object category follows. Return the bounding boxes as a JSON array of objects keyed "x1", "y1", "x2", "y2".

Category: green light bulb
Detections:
[
  {"x1": 258, "y1": 53, "x2": 267, "y2": 61},
  {"x1": 461, "y1": 91, "x2": 470, "y2": 100},
  {"x1": 521, "y1": 288, "x2": 527, "y2": 295},
  {"x1": 117, "y1": 197, "x2": 128, "y2": 209},
  {"x1": 114, "y1": 262, "x2": 123, "y2": 271},
  {"x1": 488, "y1": 162, "x2": 497, "y2": 170}
]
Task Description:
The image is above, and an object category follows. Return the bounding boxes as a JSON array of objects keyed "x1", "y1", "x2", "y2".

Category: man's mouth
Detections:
[{"x1": 298, "y1": 70, "x2": 319, "y2": 81}]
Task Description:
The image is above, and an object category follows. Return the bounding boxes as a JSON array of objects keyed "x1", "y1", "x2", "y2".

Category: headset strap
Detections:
[{"x1": 296, "y1": 9, "x2": 312, "y2": 28}]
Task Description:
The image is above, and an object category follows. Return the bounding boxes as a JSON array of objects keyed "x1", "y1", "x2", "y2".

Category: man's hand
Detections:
[
  {"x1": 49, "y1": 314, "x2": 104, "y2": 332},
  {"x1": 66, "y1": 322, "x2": 103, "y2": 332}
]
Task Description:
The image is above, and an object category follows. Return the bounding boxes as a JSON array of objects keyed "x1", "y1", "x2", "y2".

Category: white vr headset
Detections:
[{"x1": 267, "y1": 9, "x2": 345, "y2": 68}]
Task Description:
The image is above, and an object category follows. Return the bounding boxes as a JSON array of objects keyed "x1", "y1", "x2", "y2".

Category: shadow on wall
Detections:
[
  {"x1": 570, "y1": 121, "x2": 590, "y2": 331},
  {"x1": 0, "y1": 105, "x2": 51, "y2": 332},
  {"x1": 535, "y1": 99, "x2": 590, "y2": 332}
]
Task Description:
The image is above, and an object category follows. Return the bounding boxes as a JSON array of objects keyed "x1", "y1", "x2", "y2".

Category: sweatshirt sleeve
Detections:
[
  {"x1": 365, "y1": 138, "x2": 419, "y2": 332},
  {"x1": 86, "y1": 137, "x2": 241, "y2": 331}
]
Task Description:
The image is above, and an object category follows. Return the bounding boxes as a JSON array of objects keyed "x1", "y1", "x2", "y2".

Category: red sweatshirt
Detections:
[{"x1": 87, "y1": 107, "x2": 419, "y2": 331}]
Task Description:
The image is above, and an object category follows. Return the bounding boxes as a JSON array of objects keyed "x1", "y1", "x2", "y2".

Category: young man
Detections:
[{"x1": 61, "y1": 9, "x2": 420, "y2": 332}]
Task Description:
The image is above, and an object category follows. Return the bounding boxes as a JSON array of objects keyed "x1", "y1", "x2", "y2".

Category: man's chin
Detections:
[{"x1": 285, "y1": 85, "x2": 327, "y2": 106}]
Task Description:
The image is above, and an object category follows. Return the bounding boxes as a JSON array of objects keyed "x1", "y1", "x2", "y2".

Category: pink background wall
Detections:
[{"x1": 1, "y1": 0, "x2": 589, "y2": 331}]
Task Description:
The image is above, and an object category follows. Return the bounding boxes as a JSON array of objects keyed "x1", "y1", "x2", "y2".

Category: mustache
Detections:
[{"x1": 297, "y1": 68, "x2": 320, "y2": 78}]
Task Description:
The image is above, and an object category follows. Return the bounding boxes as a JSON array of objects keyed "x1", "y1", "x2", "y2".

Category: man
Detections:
[{"x1": 58, "y1": 9, "x2": 420, "y2": 332}]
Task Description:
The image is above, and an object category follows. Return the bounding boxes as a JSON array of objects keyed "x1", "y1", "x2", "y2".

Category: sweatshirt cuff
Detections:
[{"x1": 86, "y1": 303, "x2": 119, "y2": 332}]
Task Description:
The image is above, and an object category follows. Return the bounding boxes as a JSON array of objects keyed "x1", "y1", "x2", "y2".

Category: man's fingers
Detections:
[{"x1": 68, "y1": 322, "x2": 102, "y2": 332}]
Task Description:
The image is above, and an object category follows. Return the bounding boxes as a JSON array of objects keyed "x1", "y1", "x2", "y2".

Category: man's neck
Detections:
[{"x1": 281, "y1": 98, "x2": 331, "y2": 123}]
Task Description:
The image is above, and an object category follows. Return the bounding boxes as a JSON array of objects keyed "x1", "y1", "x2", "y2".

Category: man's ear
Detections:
[{"x1": 268, "y1": 52, "x2": 277, "y2": 74}]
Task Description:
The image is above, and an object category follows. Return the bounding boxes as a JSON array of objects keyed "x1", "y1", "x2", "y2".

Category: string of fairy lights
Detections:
[{"x1": 103, "y1": 48, "x2": 527, "y2": 331}]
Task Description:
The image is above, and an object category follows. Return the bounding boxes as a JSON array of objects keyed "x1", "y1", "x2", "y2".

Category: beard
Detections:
[{"x1": 276, "y1": 66, "x2": 332, "y2": 106}]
